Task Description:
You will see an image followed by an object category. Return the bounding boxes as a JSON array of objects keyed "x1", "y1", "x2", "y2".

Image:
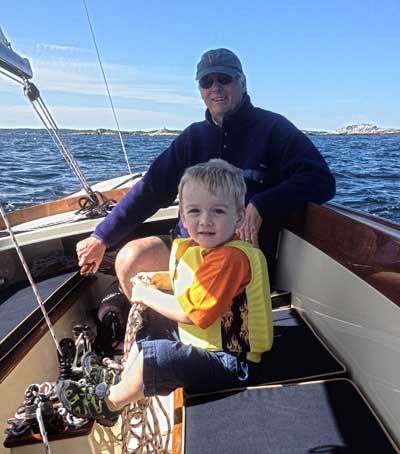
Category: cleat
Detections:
[{"x1": 58, "y1": 380, "x2": 120, "y2": 427}]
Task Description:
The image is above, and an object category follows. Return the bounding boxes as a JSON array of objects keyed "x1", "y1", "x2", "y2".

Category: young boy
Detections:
[{"x1": 58, "y1": 159, "x2": 273, "y2": 425}]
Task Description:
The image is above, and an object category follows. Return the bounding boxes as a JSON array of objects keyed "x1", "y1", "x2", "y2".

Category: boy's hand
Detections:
[
  {"x1": 130, "y1": 274, "x2": 155, "y2": 304},
  {"x1": 130, "y1": 278, "x2": 146, "y2": 304}
]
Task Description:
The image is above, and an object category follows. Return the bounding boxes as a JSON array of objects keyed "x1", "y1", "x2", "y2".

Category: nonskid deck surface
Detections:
[{"x1": 184, "y1": 379, "x2": 397, "y2": 454}]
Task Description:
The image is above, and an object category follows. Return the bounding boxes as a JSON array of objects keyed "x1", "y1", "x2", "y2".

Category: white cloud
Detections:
[
  {"x1": 17, "y1": 57, "x2": 201, "y2": 106},
  {"x1": 0, "y1": 54, "x2": 204, "y2": 128},
  {"x1": 36, "y1": 43, "x2": 91, "y2": 54}
]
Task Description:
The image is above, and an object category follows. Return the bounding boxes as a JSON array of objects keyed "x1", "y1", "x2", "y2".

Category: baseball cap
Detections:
[{"x1": 196, "y1": 48, "x2": 244, "y2": 80}]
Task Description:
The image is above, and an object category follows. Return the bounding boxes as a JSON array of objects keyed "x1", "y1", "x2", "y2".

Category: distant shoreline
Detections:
[
  {"x1": 1, "y1": 124, "x2": 400, "y2": 136},
  {"x1": 0, "y1": 127, "x2": 182, "y2": 136}
]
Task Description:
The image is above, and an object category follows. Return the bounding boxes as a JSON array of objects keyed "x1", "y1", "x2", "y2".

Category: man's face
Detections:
[{"x1": 199, "y1": 73, "x2": 246, "y2": 125}]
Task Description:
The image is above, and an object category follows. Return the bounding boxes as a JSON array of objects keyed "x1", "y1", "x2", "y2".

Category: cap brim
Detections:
[{"x1": 196, "y1": 66, "x2": 241, "y2": 80}]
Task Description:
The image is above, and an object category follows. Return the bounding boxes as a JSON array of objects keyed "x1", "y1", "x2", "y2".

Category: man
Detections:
[{"x1": 77, "y1": 48, "x2": 335, "y2": 294}]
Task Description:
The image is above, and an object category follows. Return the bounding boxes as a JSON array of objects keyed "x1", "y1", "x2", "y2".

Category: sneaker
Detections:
[
  {"x1": 58, "y1": 380, "x2": 120, "y2": 427},
  {"x1": 82, "y1": 352, "x2": 121, "y2": 386}
]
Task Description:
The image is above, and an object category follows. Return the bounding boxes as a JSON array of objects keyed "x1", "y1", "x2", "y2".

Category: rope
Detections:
[
  {"x1": 76, "y1": 191, "x2": 116, "y2": 218},
  {"x1": 83, "y1": 0, "x2": 133, "y2": 176},
  {"x1": 120, "y1": 303, "x2": 171, "y2": 453}
]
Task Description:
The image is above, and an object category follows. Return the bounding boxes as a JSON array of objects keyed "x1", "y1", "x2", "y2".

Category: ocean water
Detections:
[{"x1": 0, "y1": 131, "x2": 399, "y2": 225}]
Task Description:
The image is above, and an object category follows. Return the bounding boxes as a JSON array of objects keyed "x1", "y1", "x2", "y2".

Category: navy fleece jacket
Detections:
[{"x1": 92, "y1": 94, "x2": 335, "y2": 257}]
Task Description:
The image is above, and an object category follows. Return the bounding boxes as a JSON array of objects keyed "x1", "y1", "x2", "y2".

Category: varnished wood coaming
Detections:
[
  {"x1": 0, "y1": 187, "x2": 130, "y2": 230},
  {"x1": 172, "y1": 388, "x2": 184, "y2": 454},
  {"x1": 286, "y1": 202, "x2": 400, "y2": 307}
]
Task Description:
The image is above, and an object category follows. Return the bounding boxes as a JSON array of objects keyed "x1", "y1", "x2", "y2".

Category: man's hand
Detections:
[
  {"x1": 236, "y1": 202, "x2": 262, "y2": 248},
  {"x1": 76, "y1": 237, "x2": 106, "y2": 275}
]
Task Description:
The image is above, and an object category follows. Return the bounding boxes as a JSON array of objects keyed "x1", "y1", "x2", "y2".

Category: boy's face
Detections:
[{"x1": 180, "y1": 181, "x2": 244, "y2": 248}]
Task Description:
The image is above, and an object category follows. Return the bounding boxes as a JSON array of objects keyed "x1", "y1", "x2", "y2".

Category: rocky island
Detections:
[
  {"x1": 82, "y1": 127, "x2": 181, "y2": 136},
  {"x1": 330, "y1": 123, "x2": 400, "y2": 135}
]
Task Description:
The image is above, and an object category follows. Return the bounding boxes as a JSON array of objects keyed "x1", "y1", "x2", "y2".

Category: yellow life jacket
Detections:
[{"x1": 169, "y1": 238, "x2": 273, "y2": 363}]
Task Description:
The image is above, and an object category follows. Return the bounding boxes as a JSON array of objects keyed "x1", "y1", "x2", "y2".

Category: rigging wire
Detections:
[
  {"x1": 23, "y1": 80, "x2": 99, "y2": 206},
  {"x1": 83, "y1": 0, "x2": 133, "y2": 176},
  {"x1": 0, "y1": 203, "x2": 63, "y2": 357},
  {"x1": 24, "y1": 81, "x2": 117, "y2": 216}
]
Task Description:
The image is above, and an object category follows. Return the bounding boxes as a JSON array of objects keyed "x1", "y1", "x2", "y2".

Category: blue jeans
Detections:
[{"x1": 135, "y1": 309, "x2": 260, "y2": 396}]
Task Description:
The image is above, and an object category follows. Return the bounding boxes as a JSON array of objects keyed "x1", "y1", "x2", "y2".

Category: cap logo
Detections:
[{"x1": 208, "y1": 54, "x2": 214, "y2": 64}]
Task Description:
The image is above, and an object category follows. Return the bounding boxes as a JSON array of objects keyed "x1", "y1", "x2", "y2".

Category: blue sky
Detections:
[{"x1": 1, "y1": 0, "x2": 399, "y2": 131}]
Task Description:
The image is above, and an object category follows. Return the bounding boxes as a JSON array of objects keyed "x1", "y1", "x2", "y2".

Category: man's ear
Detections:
[{"x1": 241, "y1": 75, "x2": 247, "y2": 94}]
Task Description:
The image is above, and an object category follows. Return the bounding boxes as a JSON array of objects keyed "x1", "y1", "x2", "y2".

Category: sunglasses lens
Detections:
[
  {"x1": 199, "y1": 74, "x2": 233, "y2": 89},
  {"x1": 199, "y1": 76, "x2": 213, "y2": 89},
  {"x1": 218, "y1": 74, "x2": 233, "y2": 85}
]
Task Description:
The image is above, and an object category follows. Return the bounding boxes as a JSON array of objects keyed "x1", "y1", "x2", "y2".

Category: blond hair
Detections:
[{"x1": 178, "y1": 159, "x2": 246, "y2": 209}]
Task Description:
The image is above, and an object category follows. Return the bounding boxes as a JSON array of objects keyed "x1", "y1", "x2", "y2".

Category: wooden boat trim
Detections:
[
  {"x1": 328, "y1": 201, "x2": 400, "y2": 231},
  {"x1": 172, "y1": 388, "x2": 184, "y2": 454},
  {"x1": 0, "y1": 187, "x2": 130, "y2": 230},
  {"x1": 287, "y1": 203, "x2": 400, "y2": 307}
]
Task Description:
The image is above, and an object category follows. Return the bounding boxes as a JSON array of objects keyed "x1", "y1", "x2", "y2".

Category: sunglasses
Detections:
[{"x1": 199, "y1": 74, "x2": 234, "y2": 89}]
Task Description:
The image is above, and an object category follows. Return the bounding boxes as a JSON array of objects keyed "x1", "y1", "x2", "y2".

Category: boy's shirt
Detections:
[{"x1": 178, "y1": 243, "x2": 251, "y2": 328}]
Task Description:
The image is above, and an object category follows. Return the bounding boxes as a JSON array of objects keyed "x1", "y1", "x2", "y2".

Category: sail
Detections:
[{"x1": 0, "y1": 26, "x2": 33, "y2": 79}]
